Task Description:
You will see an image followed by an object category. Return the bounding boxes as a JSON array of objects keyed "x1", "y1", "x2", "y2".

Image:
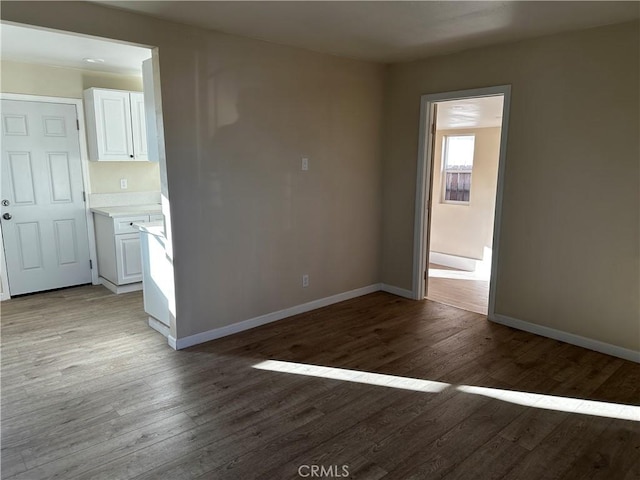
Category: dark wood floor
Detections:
[{"x1": 1, "y1": 286, "x2": 639, "y2": 479}]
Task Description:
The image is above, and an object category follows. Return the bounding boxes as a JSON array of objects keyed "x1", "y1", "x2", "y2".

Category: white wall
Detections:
[{"x1": 430, "y1": 127, "x2": 501, "y2": 260}]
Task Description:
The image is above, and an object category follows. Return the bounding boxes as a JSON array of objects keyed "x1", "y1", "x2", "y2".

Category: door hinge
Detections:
[
  {"x1": 430, "y1": 123, "x2": 436, "y2": 135},
  {"x1": 89, "y1": 259, "x2": 93, "y2": 269},
  {"x1": 76, "y1": 119, "x2": 80, "y2": 130},
  {"x1": 82, "y1": 191, "x2": 86, "y2": 202},
  {"x1": 424, "y1": 270, "x2": 427, "y2": 280}
]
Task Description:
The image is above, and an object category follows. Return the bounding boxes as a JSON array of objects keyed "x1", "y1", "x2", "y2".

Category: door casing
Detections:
[
  {"x1": 412, "y1": 85, "x2": 511, "y2": 320},
  {"x1": 0, "y1": 93, "x2": 99, "y2": 300}
]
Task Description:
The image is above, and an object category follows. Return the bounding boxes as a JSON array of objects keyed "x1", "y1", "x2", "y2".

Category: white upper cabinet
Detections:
[
  {"x1": 84, "y1": 88, "x2": 150, "y2": 161},
  {"x1": 129, "y1": 92, "x2": 149, "y2": 161}
]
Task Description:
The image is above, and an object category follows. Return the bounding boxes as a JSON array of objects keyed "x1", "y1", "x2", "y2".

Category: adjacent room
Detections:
[
  {"x1": 1, "y1": 1, "x2": 638, "y2": 479},
  {"x1": 0, "y1": 23, "x2": 175, "y2": 338},
  {"x1": 425, "y1": 95, "x2": 503, "y2": 315}
]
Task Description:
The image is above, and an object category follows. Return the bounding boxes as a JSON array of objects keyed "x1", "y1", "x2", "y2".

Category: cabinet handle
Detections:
[
  {"x1": 129, "y1": 154, "x2": 134, "y2": 158},
  {"x1": 129, "y1": 222, "x2": 133, "y2": 226}
]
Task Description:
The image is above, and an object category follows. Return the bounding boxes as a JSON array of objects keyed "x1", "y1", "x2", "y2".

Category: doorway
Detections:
[
  {"x1": 412, "y1": 86, "x2": 510, "y2": 318},
  {"x1": 1, "y1": 21, "x2": 176, "y2": 344},
  {"x1": 0, "y1": 23, "x2": 159, "y2": 298}
]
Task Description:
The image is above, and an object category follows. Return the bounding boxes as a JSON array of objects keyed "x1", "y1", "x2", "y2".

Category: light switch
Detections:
[
  {"x1": 120, "y1": 178, "x2": 128, "y2": 189},
  {"x1": 301, "y1": 157, "x2": 309, "y2": 171}
]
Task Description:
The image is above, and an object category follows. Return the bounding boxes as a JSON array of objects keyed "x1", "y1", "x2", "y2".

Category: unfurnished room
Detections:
[{"x1": 0, "y1": 2, "x2": 638, "y2": 479}]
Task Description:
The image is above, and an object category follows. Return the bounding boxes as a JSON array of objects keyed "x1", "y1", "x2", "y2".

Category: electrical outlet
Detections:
[
  {"x1": 302, "y1": 274, "x2": 309, "y2": 288},
  {"x1": 120, "y1": 178, "x2": 128, "y2": 189},
  {"x1": 301, "y1": 157, "x2": 309, "y2": 171}
]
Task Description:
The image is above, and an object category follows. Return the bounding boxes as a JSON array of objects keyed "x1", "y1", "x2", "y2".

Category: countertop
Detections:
[
  {"x1": 134, "y1": 221, "x2": 165, "y2": 237},
  {"x1": 90, "y1": 204, "x2": 162, "y2": 218}
]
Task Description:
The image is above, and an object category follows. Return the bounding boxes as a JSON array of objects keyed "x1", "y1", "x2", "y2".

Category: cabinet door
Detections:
[
  {"x1": 92, "y1": 90, "x2": 134, "y2": 161},
  {"x1": 130, "y1": 92, "x2": 149, "y2": 161},
  {"x1": 115, "y1": 233, "x2": 142, "y2": 284}
]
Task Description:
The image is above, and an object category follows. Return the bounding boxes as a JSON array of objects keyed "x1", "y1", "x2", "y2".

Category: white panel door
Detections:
[
  {"x1": 1, "y1": 99, "x2": 91, "y2": 295},
  {"x1": 93, "y1": 89, "x2": 134, "y2": 160},
  {"x1": 130, "y1": 92, "x2": 148, "y2": 161}
]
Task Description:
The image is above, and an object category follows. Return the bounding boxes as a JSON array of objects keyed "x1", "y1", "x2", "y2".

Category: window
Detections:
[{"x1": 442, "y1": 135, "x2": 475, "y2": 203}]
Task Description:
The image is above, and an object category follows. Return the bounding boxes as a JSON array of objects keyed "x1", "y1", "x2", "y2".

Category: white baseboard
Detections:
[
  {"x1": 165, "y1": 285, "x2": 640, "y2": 363},
  {"x1": 430, "y1": 251, "x2": 477, "y2": 271},
  {"x1": 99, "y1": 277, "x2": 142, "y2": 294},
  {"x1": 148, "y1": 316, "x2": 170, "y2": 338},
  {"x1": 171, "y1": 284, "x2": 381, "y2": 350},
  {"x1": 489, "y1": 313, "x2": 640, "y2": 363},
  {"x1": 381, "y1": 284, "x2": 414, "y2": 299},
  {"x1": 0, "y1": 291, "x2": 10, "y2": 301}
]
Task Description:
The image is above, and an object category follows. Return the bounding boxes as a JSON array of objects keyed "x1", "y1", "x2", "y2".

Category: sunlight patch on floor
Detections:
[
  {"x1": 253, "y1": 360, "x2": 450, "y2": 393},
  {"x1": 253, "y1": 360, "x2": 640, "y2": 422},
  {"x1": 457, "y1": 385, "x2": 639, "y2": 421},
  {"x1": 428, "y1": 268, "x2": 489, "y2": 281}
]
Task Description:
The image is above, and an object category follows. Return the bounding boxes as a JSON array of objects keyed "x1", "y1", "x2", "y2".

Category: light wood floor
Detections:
[
  {"x1": 2, "y1": 286, "x2": 639, "y2": 479},
  {"x1": 428, "y1": 263, "x2": 489, "y2": 315}
]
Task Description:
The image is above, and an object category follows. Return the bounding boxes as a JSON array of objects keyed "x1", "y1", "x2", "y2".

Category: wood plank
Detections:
[
  {"x1": 1, "y1": 285, "x2": 638, "y2": 480},
  {"x1": 427, "y1": 263, "x2": 489, "y2": 315}
]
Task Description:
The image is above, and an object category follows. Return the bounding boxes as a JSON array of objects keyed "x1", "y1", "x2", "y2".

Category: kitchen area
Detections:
[
  {"x1": 83, "y1": 63, "x2": 174, "y2": 338},
  {"x1": 0, "y1": 23, "x2": 174, "y2": 339}
]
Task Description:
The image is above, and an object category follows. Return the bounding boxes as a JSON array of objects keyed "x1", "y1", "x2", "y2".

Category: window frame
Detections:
[{"x1": 441, "y1": 134, "x2": 475, "y2": 205}]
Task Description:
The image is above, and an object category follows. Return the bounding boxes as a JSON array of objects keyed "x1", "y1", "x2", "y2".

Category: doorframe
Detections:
[
  {"x1": 0, "y1": 93, "x2": 100, "y2": 301},
  {"x1": 412, "y1": 85, "x2": 511, "y2": 320},
  {"x1": 0, "y1": 225, "x2": 10, "y2": 300}
]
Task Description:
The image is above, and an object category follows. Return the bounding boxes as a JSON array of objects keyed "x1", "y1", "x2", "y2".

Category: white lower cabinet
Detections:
[
  {"x1": 115, "y1": 233, "x2": 143, "y2": 284},
  {"x1": 94, "y1": 213, "x2": 161, "y2": 287}
]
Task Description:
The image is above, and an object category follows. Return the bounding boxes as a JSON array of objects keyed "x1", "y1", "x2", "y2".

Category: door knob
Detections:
[
  {"x1": 2, "y1": 213, "x2": 12, "y2": 220},
  {"x1": 1, "y1": 200, "x2": 9, "y2": 206}
]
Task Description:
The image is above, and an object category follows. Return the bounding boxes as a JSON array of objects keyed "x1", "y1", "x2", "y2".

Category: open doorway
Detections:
[
  {"x1": 412, "y1": 86, "x2": 510, "y2": 318},
  {"x1": 0, "y1": 23, "x2": 174, "y2": 340},
  {"x1": 427, "y1": 96, "x2": 503, "y2": 314}
]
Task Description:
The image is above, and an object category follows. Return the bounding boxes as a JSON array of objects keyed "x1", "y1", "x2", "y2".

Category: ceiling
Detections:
[
  {"x1": 96, "y1": 1, "x2": 640, "y2": 62},
  {"x1": 436, "y1": 96, "x2": 504, "y2": 130},
  {"x1": 0, "y1": 23, "x2": 151, "y2": 75}
]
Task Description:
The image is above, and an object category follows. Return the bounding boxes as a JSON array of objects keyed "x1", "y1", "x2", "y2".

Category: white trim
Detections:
[
  {"x1": 170, "y1": 284, "x2": 381, "y2": 350},
  {"x1": 1, "y1": 93, "x2": 80, "y2": 105},
  {"x1": 148, "y1": 316, "x2": 170, "y2": 338},
  {"x1": 77, "y1": 101, "x2": 100, "y2": 285},
  {"x1": 163, "y1": 277, "x2": 640, "y2": 363},
  {"x1": 489, "y1": 313, "x2": 640, "y2": 363},
  {"x1": 412, "y1": 96, "x2": 431, "y2": 300},
  {"x1": 0, "y1": 223, "x2": 10, "y2": 301},
  {"x1": 487, "y1": 89, "x2": 511, "y2": 318},
  {"x1": 429, "y1": 252, "x2": 477, "y2": 272},
  {"x1": 0, "y1": 93, "x2": 100, "y2": 285},
  {"x1": 99, "y1": 277, "x2": 142, "y2": 294},
  {"x1": 412, "y1": 85, "x2": 511, "y2": 318},
  {"x1": 381, "y1": 284, "x2": 414, "y2": 299}
]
